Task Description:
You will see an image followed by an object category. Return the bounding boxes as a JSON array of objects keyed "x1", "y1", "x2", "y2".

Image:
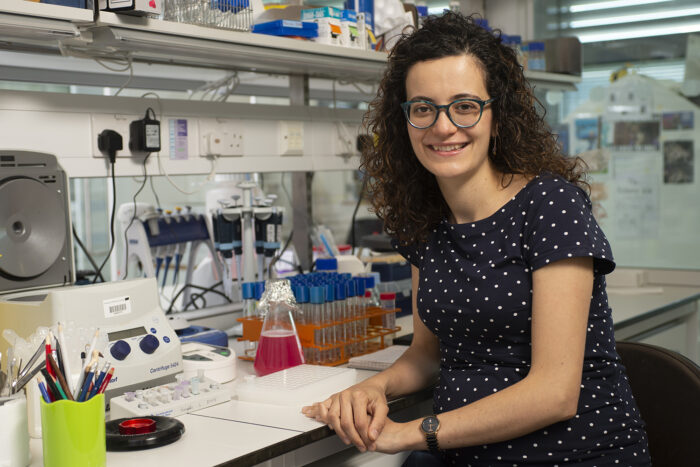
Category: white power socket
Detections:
[
  {"x1": 199, "y1": 119, "x2": 244, "y2": 157},
  {"x1": 202, "y1": 131, "x2": 243, "y2": 157},
  {"x1": 278, "y1": 121, "x2": 304, "y2": 156}
]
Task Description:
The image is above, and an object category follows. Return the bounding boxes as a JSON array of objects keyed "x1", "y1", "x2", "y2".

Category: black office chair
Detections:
[{"x1": 616, "y1": 341, "x2": 700, "y2": 467}]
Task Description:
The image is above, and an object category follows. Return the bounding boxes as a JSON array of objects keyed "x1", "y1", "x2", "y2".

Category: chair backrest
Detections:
[{"x1": 616, "y1": 341, "x2": 700, "y2": 467}]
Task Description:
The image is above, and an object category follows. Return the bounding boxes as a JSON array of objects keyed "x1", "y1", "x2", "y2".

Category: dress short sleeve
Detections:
[
  {"x1": 524, "y1": 178, "x2": 615, "y2": 275},
  {"x1": 391, "y1": 238, "x2": 423, "y2": 268}
]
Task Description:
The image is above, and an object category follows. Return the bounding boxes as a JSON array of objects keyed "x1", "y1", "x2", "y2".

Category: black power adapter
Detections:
[
  {"x1": 129, "y1": 108, "x2": 161, "y2": 153},
  {"x1": 98, "y1": 129, "x2": 123, "y2": 163}
]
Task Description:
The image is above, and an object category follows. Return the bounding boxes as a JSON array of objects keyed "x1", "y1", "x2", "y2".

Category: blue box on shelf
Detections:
[
  {"x1": 41, "y1": 0, "x2": 87, "y2": 7},
  {"x1": 252, "y1": 20, "x2": 319, "y2": 38}
]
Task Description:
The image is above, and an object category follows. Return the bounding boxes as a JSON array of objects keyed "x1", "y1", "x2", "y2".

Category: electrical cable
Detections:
[
  {"x1": 266, "y1": 228, "x2": 295, "y2": 278},
  {"x1": 166, "y1": 282, "x2": 230, "y2": 314},
  {"x1": 122, "y1": 153, "x2": 151, "y2": 280},
  {"x1": 149, "y1": 175, "x2": 162, "y2": 211},
  {"x1": 93, "y1": 161, "x2": 117, "y2": 283},
  {"x1": 71, "y1": 223, "x2": 105, "y2": 283}
]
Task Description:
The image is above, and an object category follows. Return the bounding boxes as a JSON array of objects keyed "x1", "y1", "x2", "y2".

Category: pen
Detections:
[
  {"x1": 74, "y1": 349, "x2": 98, "y2": 398},
  {"x1": 37, "y1": 380, "x2": 51, "y2": 403},
  {"x1": 78, "y1": 362, "x2": 96, "y2": 402},
  {"x1": 47, "y1": 353, "x2": 74, "y2": 401},
  {"x1": 89, "y1": 361, "x2": 111, "y2": 400},
  {"x1": 57, "y1": 322, "x2": 74, "y2": 393},
  {"x1": 97, "y1": 367, "x2": 114, "y2": 394},
  {"x1": 45, "y1": 336, "x2": 55, "y2": 379},
  {"x1": 76, "y1": 330, "x2": 99, "y2": 394}
]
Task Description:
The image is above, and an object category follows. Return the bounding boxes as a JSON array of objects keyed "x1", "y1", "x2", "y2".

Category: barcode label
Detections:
[{"x1": 103, "y1": 296, "x2": 131, "y2": 318}]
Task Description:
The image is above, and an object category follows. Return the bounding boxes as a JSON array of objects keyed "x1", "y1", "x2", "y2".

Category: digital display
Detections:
[{"x1": 108, "y1": 326, "x2": 147, "y2": 341}]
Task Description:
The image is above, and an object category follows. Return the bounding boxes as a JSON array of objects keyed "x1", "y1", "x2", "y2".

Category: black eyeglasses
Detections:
[{"x1": 400, "y1": 97, "x2": 496, "y2": 129}]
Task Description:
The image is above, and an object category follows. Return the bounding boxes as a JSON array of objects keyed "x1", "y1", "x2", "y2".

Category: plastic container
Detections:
[
  {"x1": 315, "y1": 257, "x2": 338, "y2": 273},
  {"x1": 0, "y1": 394, "x2": 30, "y2": 467},
  {"x1": 527, "y1": 41, "x2": 546, "y2": 71},
  {"x1": 254, "y1": 280, "x2": 305, "y2": 376},
  {"x1": 40, "y1": 394, "x2": 106, "y2": 467}
]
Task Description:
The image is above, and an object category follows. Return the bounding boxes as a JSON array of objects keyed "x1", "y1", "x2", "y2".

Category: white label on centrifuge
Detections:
[{"x1": 103, "y1": 296, "x2": 132, "y2": 318}]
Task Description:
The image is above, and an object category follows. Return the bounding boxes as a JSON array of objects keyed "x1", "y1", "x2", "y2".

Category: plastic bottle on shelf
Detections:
[
  {"x1": 528, "y1": 41, "x2": 546, "y2": 71},
  {"x1": 504, "y1": 34, "x2": 524, "y2": 67}
]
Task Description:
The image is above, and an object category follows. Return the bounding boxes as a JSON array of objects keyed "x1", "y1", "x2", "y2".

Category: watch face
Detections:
[{"x1": 421, "y1": 416, "x2": 439, "y2": 433}]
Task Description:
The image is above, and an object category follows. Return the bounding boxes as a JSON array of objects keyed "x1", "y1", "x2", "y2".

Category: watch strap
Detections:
[{"x1": 426, "y1": 431, "x2": 440, "y2": 453}]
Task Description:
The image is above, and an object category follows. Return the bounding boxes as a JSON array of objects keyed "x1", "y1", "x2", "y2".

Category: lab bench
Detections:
[{"x1": 27, "y1": 270, "x2": 700, "y2": 466}]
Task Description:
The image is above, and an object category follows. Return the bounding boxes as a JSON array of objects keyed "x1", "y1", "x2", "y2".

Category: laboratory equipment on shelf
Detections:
[
  {"x1": 118, "y1": 202, "x2": 222, "y2": 306},
  {"x1": 237, "y1": 270, "x2": 401, "y2": 367},
  {"x1": 211, "y1": 180, "x2": 285, "y2": 287}
]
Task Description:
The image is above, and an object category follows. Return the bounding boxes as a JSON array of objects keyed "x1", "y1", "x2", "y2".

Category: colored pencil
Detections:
[
  {"x1": 46, "y1": 353, "x2": 74, "y2": 401},
  {"x1": 97, "y1": 368, "x2": 114, "y2": 394}
]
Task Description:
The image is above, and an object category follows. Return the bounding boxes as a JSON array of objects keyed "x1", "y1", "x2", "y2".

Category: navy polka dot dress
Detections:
[{"x1": 394, "y1": 175, "x2": 651, "y2": 466}]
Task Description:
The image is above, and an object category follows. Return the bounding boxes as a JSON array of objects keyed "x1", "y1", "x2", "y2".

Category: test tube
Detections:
[
  {"x1": 345, "y1": 280, "x2": 357, "y2": 357},
  {"x1": 241, "y1": 282, "x2": 256, "y2": 357},
  {"x1": 334, "y1": 282, "x2": 347, "y2": 360},
  {"x1": 380, "y1": 292, "x2": 397, "y2": 331},
  {"x1": 325, "y1": 284, "x2": 337, "y2": 362},
  {"x1": 310, "y1": 287, "x2": 325, "y2": 364},
  {"x1": 296, "y1": 285, "x2": 311, "y2": 362},
  {"x1": 354, "y1": 277, "x2": 367, "y2": 353}
]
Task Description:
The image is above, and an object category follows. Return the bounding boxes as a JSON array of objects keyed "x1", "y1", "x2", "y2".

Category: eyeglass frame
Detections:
[{"x1": 400, "y1": 97, "x2": 497, "y2": 130}]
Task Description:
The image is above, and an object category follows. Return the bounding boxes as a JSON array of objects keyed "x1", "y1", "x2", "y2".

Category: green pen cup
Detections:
[{"x1": 40, "y1": 393, "x2": 106, "y2": 467}]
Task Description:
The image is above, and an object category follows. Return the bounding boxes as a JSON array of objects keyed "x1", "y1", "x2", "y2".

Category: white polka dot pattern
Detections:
[{"x1": 394, "y1": 175, "x2": 650, "y2": 465}]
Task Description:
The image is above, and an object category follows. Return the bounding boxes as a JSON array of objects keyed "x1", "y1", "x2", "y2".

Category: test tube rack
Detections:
[{"x1": 237, "y1": 306, "x2": 400, "y2": 366}]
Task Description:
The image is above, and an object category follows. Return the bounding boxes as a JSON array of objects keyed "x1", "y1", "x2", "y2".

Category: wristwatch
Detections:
[{"x1": 420, "y1": 415, "x2": 441, "y2": 453}]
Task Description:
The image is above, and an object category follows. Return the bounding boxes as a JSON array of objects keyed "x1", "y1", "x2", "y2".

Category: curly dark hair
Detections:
[{"x1": 361, "y1": 11, "x2": 587, "y2": 245}]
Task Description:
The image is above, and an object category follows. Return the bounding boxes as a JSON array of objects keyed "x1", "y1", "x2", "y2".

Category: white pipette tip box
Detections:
[{"x1": 235, "y1": 365, "x2": 357, "y2": 406}]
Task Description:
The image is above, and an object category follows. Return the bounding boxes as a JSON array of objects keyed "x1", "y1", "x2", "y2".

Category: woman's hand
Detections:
[{"x1": 302, "y1": 382, "x2": 389, "y2": 452}]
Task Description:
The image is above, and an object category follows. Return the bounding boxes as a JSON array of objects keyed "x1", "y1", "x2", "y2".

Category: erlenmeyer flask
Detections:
[{"x1": 254, "y1": 280, "x2": 305, "y2": 376}]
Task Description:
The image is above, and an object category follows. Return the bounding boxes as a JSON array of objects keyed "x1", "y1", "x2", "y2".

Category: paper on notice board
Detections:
[{"x1": 613, "y1": 154, "x2": 659, "y2": 239}]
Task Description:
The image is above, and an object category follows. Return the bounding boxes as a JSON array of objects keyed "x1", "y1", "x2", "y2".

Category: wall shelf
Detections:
[{"x1": 1, "y1": 3, "x2": 581, "y2": 89}]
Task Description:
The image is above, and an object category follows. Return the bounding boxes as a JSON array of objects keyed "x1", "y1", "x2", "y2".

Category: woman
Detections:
[{"x1": 302, "y1": 11, "x2": 650, "y2": 466}]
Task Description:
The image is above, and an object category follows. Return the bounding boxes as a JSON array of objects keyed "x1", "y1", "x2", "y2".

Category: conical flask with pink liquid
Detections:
[{"x1": 254, "y1": 279, "x2": 305, "y2": 376}]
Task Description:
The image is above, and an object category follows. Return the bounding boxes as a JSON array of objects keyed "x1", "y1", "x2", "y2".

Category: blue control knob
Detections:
[
  {"x1": 110, "y1": 340, "x2": 131, "y2": 361},
  {"x1": 139, "y1": 334, "x2": 160, "y2": 354}
]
